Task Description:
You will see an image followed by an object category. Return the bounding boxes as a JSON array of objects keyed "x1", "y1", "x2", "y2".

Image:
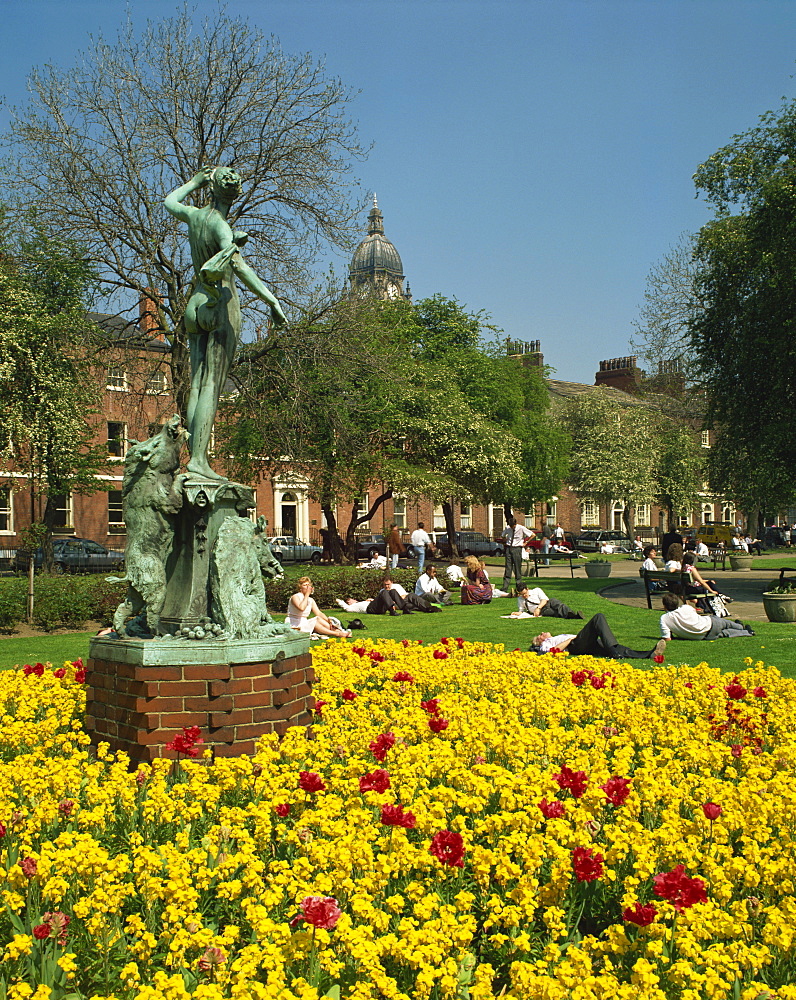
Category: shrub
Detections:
[
  {"x1": 0, "y1": 575, "x2": 126, "y2": 631},
  {"x1": 0, "y1": 579, "x2": 26, "y2": 630},
  {"x1": 264, "y1": 567, "x2": 418, "y2": 613}
]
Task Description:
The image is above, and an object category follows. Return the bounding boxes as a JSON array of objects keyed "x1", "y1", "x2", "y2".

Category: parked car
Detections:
[
  {"x1": 12, "y1": 537, "x2": 126, "y2": 574},
  {"x1": 574, "y1": 529, "x2": 633, "y2": 553},
  {"x1": 431, "y1": 530, "x2": 502, "y2": 558},
  {"x1": 354, "y1": 533, "x2": 388, "y2": 560},
  {"x1": 267, "y1": 536, "x2": 322, "y2": 565}
]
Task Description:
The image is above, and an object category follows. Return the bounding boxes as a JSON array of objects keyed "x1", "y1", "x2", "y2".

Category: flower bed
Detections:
[{"x1": 0, "y1": 642, "x2": 794, "y2": 999}]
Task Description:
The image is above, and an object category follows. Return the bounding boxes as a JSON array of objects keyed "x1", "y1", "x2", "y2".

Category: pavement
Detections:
[{"x1": 525, "y1": 556, "x2": 796, "y2": 623}]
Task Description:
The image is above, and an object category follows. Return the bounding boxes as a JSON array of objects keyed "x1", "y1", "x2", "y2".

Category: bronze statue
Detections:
[{"x1": 165, "y1": 167, "x2": 286, "y2": 480}]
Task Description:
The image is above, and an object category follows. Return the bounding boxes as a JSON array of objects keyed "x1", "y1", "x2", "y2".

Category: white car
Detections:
[{"x1": 267, "y1": 536, "x2": 322, "y2": 565}]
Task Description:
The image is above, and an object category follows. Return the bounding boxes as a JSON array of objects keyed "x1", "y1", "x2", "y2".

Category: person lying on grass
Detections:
[
  {"x1": 510, "y1": 585, "x2": 583, "y2": 620},
  {"x1": 659, "y1": 592, "x2": 755, "y2": 641},
  {"x1": 530, "y1": 612, "x2": 667, "y2": 660},
  {"x1": 335, "y1": 578, "x2": 441, "y2": 616}
]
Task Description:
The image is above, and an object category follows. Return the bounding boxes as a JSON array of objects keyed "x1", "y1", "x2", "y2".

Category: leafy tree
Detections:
[
  {"x1": 558, "y1": 391, "x2": 659, "y2": 537},
  {"x1": 2, "y1": 7, "x2": 367, "y2": 413},
  {"x1": 0, "y1": 233, "x2": 107, "y2": 570},
  {"x1": 630, "y1": 234, "x2": 699, "y2": 379},
  {"x1": 654, "y1": 422, "x2": 706, "y2": 529},
  {"x1": 689, "y1": 96, "x2": 796, "y2": 515}
]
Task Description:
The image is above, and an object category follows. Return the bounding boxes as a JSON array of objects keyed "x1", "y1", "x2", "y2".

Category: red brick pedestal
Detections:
[{"x1": 86, "y1": 646, "x2": 315, "y2": 764}]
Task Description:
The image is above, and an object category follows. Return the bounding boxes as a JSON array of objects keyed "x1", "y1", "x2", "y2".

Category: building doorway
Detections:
[{"x1": 281, "y1": 492, "x2": 297, "y2": 536}]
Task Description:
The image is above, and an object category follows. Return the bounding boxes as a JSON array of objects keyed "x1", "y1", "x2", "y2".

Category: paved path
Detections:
[{"x1": 528, "y1": 557, "x2": 796, "y2": 623}]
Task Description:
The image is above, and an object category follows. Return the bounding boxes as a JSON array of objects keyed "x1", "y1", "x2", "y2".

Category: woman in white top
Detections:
[
  {"x1": 664, "y1": 542, "x2": 683, "y2": 572},
  {"x1": 286, "y1": 577, "x2": 351, "y2": 638},
  {"x1": 479, "y1": 559, "x2": 509, "y2": 598}
]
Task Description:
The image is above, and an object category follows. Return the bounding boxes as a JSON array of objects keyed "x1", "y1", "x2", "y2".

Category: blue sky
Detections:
[{"x1": 2, "y1": 0, "x2": 796, "y2": 383}]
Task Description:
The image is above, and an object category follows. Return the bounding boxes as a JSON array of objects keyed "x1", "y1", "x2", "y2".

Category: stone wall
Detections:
[{"x1": 86, "y1": 650, "x2": 315, "y2": 764}]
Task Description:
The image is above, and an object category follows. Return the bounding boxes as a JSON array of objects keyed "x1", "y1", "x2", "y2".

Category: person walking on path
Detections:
[
  {"x1": 387, "y1": 524, "x2": 405, "y2": 569},
  {"x1": 501, "y1": 515, "x2": 533, "y2": 592},
  {"x1": 410, "y1": 522, "x2": 433, "y2": 573}
]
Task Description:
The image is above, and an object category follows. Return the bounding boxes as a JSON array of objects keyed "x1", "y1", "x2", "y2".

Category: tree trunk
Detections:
[
  {"x1": 41, "y1": 498, "x2": 58, "y2": 574},
  {"x1": 343, "y1": 488, "x2": 394, "y2": 563},
  {"x1": 622, "y1": 504, "x2": 636, "y2": 541},
  {"x1": 321, "y1": 504, "x2": 345, "y2": 564},
  {"x1": 442, "y1": 499, "x2": 460, "y2": 559}
]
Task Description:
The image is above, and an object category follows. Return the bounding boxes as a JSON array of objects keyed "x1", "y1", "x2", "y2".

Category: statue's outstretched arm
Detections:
[
  {"x1": 230, "y1": 254, "x2": 287, "y2": 328},
  {"x1": 164, "y1": 169, "x2": 212, "y2": 222}
]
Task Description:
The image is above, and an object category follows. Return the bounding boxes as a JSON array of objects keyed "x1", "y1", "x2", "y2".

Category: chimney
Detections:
[
  {"x1": 139, "y1": 290, "x2": 164, "y2": 340},
  {"x1": 506, "y1": 338, "x2": 544, "y2": 369},
  {"x1": 594, "y1": 356, "x2": 642, "y2": 394}
]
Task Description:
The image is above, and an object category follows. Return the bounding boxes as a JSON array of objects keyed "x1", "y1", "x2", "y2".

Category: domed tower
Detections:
[{"x1": 349, "y1": 196, "x2": 410, "y2": 301}]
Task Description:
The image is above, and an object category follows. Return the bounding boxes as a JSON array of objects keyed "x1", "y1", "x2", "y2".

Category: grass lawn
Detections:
[{"x1": 0, "y1": 571, "x2": 793, "y2": 677}]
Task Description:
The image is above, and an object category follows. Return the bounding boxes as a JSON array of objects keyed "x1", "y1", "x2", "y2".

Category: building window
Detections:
[
  {"x1": 108, "y1": 491, "x2": 125, "y2": 534},
  {"x1": 433, "y1": 504, "x2": 445, "y2": 530},
  {"x1": 0, "y1": 488, "x2": 12, "y2": 533},
  {"x1": 722, "y1": 504, "x2": 735, "y2": 525},
  {"x1": 636, "y1": 503, "x2": 651, "y2": 526},
  {"x1": 460, "y1": 502, "x2": 472, "y2": 529},
  {"x1": 146, "y1": 370, "x2": 167, "y2": 394},
  {"x1": 355, "y1": 493, "x2": 370, "y2": 529},
  {"x1": 106, "y1": 366, "x2": 127, "y2": 391},
  {"x1": 678, "y1": 513, "x2": 691, "y2": 527},
  {"x1": 612, "y1": 501, "x2": 625, "y2": 531},
  {"x1": 545, "y1": 500, "x2": 557, "y2": 522},
  {"x1": 581, "y1": 501, "x2": 599, "y2": 526},
  {"x1": 701, "y1": 429, "x2": 711, "y2": 448},
  {"x1": 51, "y1": 494, "x2": 73, "y2": 532},
  {"x1": 107, "y1": 422, "x2": 126, "y2": 458},
  {"x1": 701, "y1": 503, "x2": 714, "y2": 524},
  {"x1": 392, "y1": 497, "x2": 406, "y2": 529}
]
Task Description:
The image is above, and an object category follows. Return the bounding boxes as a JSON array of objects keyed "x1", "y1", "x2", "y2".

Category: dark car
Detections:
[
  {"x1": 574, "y1": 529, "x2": 633, "y2": 553},
  {"x1": 354, "y1": 533, "x2": 388, "y2": 560},
  {"x1": 432, "y1": 530, "x2": 501, "y2": 558},
  {"x1": 13, "y1": 537, "x2": 126, "y2": 574}
]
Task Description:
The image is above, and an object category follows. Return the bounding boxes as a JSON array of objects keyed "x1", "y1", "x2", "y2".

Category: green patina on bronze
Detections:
[{"x1": 164, "y1": 167, "x2": 286, "y2": 481}]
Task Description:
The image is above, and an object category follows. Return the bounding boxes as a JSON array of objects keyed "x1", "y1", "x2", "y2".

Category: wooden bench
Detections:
[
  {"x1": 707, "y1": 547, "x2": 727, "y2": 571},
  {"x1": 642, "y1": 568, "x2": 692, "y2": 610},
  {"x1": 777, "y1": 567, "x2": 796, "y2": 585},
  {"x1": 525, "y1": 549, "x2": 583, "y2": 579}
]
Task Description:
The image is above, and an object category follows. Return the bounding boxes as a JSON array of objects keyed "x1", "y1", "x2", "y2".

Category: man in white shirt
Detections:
[
  {"x1": 695, "y1": 539, "x2": 710, "y2": 562},
  {"x1": 415, "y1": 564, "x2": 452, "y2": 605},
  {"x1": 513, "y1": 585, "x2": 582, "y2": 620},
  {"x1": 659, "y1": 593, "x2": 754, "y2": 640},
  {"x1": 531, "y1": 613, "x2": 667, "y2": 660},
  {"x1": 410, "y1": 522, "x2": 433, "y2": 573},
  {"x1": 501, "y1": 515, "x2": 534, "y2": 592}
]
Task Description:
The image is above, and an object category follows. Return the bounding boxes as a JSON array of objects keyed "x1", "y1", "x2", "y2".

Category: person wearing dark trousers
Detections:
[
  {"x1": 501, "y1": 515, "x2": 534, "y2": 592},
  {"x1": 367, "y1": 580, "x2": 411, "y2": 615},
  {"x1": 531, "y1": 613, "x2": 667, "y2": 660},
  {"x1": 514, "y1": 586, "x2": 583, "y2": 620}
]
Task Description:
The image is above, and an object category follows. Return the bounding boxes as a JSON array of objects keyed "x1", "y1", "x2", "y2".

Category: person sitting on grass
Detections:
[
  {"x1": 415, "y1": 564, "x2": 453, "y2": 605},
  {"x1": 286, "y1": 577, "x2": 351, "y2": 638},
  {"x1": 336, "y1": 579, "x2": 441, "y2": 616},
  {"x1": 511, "y1": 585, "x2": 583, "y2": 620},
  {"x1": 530, "y1": 613, "x2": 667, "y2": 660},
  {"x1": 659, "y1": 592, "x2": 754, "y2": 641}
]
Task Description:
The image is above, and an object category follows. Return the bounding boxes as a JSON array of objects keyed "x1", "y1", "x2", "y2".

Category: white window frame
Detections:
[
  {"x1": 635, "y1": 503, "x2": 651, "y2": 526},
  {"x1": 51, "y1": 494, "x2": 74, "y2": 533},
  {"x1": 108, "y1": 490, "x2": 125, "y2": 534},
  {"x1": 722, "y1": 504, "x2": 735, "y2": 525},
  {"x1": 106, "y1": 366, "x2": 127, "y2": 391},
  {"x1": 701, "y1": 430, "x2": 711, "y2": 448},
  {"x1": 432, "y1": 504, "x2": 445, "y2": 530},
  {"x1": 612, "y1": 501, "x2": 625, "y2": 531},
  {"x1": 460, "y1": 502, "x2": 472, "y2": 529},
  {"x1": 146, "y1": 370, "x2": 168, "y2": 394},
  {"x1": 581, "y1": 500, "x2": 599, "y2": 527},
  {"x1": 107, "y1": 421, "x2": 127, "y2": 459},
  {"x1": 392, "y1": 496, "x2": 406, "y2": 529},
  {"x1": 0, "y1": 488, "x2": 13, "y2": 534}
]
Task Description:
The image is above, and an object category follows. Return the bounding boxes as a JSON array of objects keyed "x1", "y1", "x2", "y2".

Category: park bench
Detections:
[
  {"x1": 708, "y1": 546, "x2": 727, "y2": 571},
  {"x1": 642, "y1": 568, "x2": 692, "y2": 610},
  {"x1": 777, "y1": 567, "x2": 796, "y2": 585},
  {"x1": 525, "y1": 548, "x2": 583, "y2": 579}
]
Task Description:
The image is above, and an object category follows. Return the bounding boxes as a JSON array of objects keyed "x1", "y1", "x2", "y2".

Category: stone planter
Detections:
[
  {"x1": 762, "y1": 592, "x2": 796, "y2": 623},
  {"x1": 585, "y1": 563, "x2": 612, "y2": 579},
  {"x1": 729, "y1": 555, "x2": 754, "y2": 572}
]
